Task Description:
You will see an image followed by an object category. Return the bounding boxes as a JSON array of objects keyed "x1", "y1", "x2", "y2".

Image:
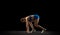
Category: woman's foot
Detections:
[
  {"x1": 26, "y1": 31, "x2": 32, "y2": 33},
  {"x1": 33, "y1": 29, "x2": 36, "y2": 32},
  {"x1": 30, "y1": 29, "x2": 36, "y2": 33},
  {"x1": 41, "y1": 29, "x2": 46, "y2": 33}
]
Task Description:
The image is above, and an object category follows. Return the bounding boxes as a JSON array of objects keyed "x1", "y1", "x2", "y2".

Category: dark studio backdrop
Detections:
[{"x1": 0, "y1": 0, "x2": 60, "y2": 31}]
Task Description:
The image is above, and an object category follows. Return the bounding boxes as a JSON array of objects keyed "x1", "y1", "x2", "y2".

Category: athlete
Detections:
[{"x1": 20, "y1": 14, "x2": 46, "y2": 33}]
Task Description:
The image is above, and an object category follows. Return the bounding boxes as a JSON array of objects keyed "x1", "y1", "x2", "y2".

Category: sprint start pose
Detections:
[{"x1": 20, "y1": 14, "x2": 46, "y2": 33}]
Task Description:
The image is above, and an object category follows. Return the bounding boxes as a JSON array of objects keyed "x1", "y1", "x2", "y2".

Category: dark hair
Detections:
[{"x1": 20, "y1": 18, "x2": 26, "y2": 22}]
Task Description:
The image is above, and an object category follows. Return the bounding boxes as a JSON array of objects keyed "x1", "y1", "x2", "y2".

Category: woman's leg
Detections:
[
  {"x1": 25, "y1": 17, "x2": 31, "y2": 33},
  {"x1": 34, "y1": 19, "x2": 46, "y2": 31},
  {"x1": 28, "y1": 21, "x2": 36, "y2": 32},
  {"x1": 26, "y1": 21, "x2": 30, "y2": 33}
]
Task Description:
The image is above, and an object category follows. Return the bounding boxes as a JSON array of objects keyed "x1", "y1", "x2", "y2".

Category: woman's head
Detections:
[{"x1": 20, "y1": 18, "x2": 26, "y2": 22}]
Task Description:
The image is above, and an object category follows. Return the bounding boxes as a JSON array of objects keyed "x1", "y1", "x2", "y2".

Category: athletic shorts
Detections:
[{"x1": 28, "y1": 15, "x2": 40, "y2": 22}]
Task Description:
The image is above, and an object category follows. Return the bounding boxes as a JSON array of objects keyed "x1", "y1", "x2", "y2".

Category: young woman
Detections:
[{"x1": 20, "y1": 14, "x2": 46, "y2": 33}]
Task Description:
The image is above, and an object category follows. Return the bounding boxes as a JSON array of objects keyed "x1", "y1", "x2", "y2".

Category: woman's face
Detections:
[{"x1": 20, "y1": 18, "x2": 26, "y2": 22}]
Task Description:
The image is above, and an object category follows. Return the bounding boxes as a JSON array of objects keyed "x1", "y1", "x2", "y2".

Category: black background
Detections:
[{"x1": 0, "y1": 0, "x2": 60, "y2": 31}]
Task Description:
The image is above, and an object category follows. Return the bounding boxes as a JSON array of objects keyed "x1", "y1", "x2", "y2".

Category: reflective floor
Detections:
[{"x1": 0, "y1": 31, "x2": 59, "y2": 35}]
